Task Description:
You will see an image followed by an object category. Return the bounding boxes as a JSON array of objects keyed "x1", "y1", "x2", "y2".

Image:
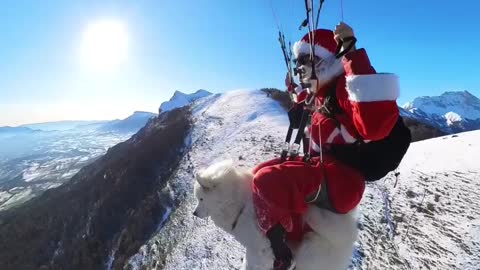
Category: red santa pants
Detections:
[{"x1": 252, "y1": 155, "x2": 365, "y2": 241}]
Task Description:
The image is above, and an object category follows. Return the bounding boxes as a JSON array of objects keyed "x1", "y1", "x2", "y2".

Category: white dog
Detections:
[{"x1": 193, "y1": 160, "x2": 358, "y2": 270}]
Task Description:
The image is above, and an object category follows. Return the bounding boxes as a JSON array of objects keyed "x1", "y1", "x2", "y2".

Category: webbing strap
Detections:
[
  {"x1": 294, "y1": 109, "x2": 310, "y2": 146},
  {"x1": 281, "y1": 107, "x2": 310, "y2": 162},
  {"x1": 304, "y1": 161, "x2": 339, "y2": 213}
]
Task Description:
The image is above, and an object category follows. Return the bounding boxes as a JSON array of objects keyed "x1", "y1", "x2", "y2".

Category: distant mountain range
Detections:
[
  {"x1": 1, "y1": 112, "x2": 157, "y2": 135},
  {"x1": 0, "y1": 126, "x2": 38, "y2": 135},
  {"x1": 1, "y1": 90, "x2": 213, "y2": 136},
  {"x1": 3, "y1": 89, "x2": 478, "y2": 141},
  {"x1": 401, "y1": 91, "x2": 480, "y2": 134},
  {"x1": 97, "y1": 111, "x2": 157, "y2": 133},
  {"x1": 0, "y1": 90, "x2": 213, "y2": 216},
  {"x1": 20, "y1": 120, "x2": 110, "y2": 131}
]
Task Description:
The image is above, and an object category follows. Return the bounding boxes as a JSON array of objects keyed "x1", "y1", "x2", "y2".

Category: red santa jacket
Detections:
[{"x1": 308, "y1": 48, "x2": 400, "y2": 155}]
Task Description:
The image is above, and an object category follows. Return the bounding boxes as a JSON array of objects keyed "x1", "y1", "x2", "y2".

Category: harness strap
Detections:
[
  {"x1": 335, "y1": 36, "x2": 357, "y2": 59},
  {"x1": 291, "y1": 109, "x2": 310, "y2": 156},
  {"x1": 281, "y1": 109, "x2": 310, "y2": 162},
  {"x1": 282, "y1": 100, "x2": 313, "y2": 162},
  {"x1": 314, "y1": 0, "x2": 325, "y2": 29},
  {"x1": 304, "y1": 160, "x2": 339, "y2": 213},
  {"x1": 281, "y1": 126, "x2": 294, "y2": 161}
]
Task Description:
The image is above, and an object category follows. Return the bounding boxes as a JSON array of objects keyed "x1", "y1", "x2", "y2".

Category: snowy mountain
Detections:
[
  {"x1": 402, "y1": 91, "x2": 480, "y2": 133},
  {"x1": 159, "y1": 89, "x2": 212, "y2": 113},
  {"x1": 8, "y1": 111, "x2": 156, "y2": 134},
  {"x1": 98, "y1": 111, "x2": 157, "y2": 133},
  {"x1": 1, "y1": 89, "x2": 478, "y2": 270}
]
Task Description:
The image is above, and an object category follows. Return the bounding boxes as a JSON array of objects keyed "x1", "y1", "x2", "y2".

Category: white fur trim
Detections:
[
  {"x1": 304, "y1": 127, "x2": 310, "y2": 138},
  {"x1": 316, "y1": 58, "x2": 345, "y2": 87},
  {"x1": 310, "y1": 140, "x2": 321, "y2": 153},
  {"x1": 293, "y1": 41, "x2": 335, "y2": 59},
  {"x1": 326, "y1": 128, "x2": 340, "y2": 143},
  {"x1": 324, "y1": 125, "x2": 357, "y2": 144},
  {"x1": 340, "y1": 125, "x2": 357, "y2": 143},
  {"x1": 346, "y1": 74, "x2": 400, "y2": 102}
]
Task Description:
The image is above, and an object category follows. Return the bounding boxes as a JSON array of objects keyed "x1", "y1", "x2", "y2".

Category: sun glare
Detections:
[{"x1": 80, "y1": 20, "x2": 128, "y2": 72}]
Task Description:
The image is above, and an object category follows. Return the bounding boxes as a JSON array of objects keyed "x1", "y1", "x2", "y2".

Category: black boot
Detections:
[{"x1": 266, "y1": 224, "x2": 296, "y2": 270}]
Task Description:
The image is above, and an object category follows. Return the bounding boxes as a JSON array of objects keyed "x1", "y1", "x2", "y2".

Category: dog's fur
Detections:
[{"x1": 193, "y1": 160, "x2": 358, "y2": 270}]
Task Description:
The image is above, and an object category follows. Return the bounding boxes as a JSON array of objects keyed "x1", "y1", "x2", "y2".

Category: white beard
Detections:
[
  {"x1": 299, "y1": 56, "x2": 345, "y2": 93},
  {"x1": 316, "y1": 56, "x2": 345, "y2": 87}
]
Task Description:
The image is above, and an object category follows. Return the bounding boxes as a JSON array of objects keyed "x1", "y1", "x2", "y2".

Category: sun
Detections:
[{"x1": 80, "y1": 20, "x2": 128, "y2": 72}]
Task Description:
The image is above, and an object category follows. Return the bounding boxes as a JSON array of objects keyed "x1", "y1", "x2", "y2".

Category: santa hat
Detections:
[{"x1": 292, "y1": 29, "x2": 338, "y2": 59}]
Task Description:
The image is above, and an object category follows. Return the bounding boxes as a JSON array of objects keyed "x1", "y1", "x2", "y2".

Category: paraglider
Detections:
[{"x1": 252, "y1": 0, "x2": 412, "y2": 269}]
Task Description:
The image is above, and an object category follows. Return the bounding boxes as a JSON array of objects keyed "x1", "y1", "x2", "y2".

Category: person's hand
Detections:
[
  {"x1": 285, "y1": 72, "x2": 292, "y2": 87},
  {"x1": 285, "y1": 72, "x2": 297, "y2": 90},
  {"x1": 334, "y1": 22, "x2": 356, "y2": 53}
]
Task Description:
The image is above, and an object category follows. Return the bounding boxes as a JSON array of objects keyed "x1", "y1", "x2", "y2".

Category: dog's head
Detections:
[{"x1": 193, "y1": 160, "x2": 245, "y2": 219}]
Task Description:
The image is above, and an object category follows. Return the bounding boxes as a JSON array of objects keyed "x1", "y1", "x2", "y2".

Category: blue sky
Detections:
[{"x1": 0, "y1": 0, "x2": 479, "y2": 126}]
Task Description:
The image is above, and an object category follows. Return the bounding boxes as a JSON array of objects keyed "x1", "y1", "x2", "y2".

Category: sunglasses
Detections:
[{"x1": 294, "y1": 54, "x2": 323, "y2": 67}]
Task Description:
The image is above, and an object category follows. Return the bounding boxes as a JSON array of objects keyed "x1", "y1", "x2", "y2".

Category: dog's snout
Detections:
[{"x1": 193, "y1": 210, "x2": 199, "y2": 217}]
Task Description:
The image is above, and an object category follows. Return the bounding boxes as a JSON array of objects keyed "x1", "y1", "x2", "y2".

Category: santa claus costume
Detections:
[{"x1": 251, "y1": 28, "x2": 400, "y2": 268}]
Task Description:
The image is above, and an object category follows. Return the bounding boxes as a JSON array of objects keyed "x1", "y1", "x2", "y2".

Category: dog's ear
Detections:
[{"x1": 195, "y1": 171, "x2": 216, "y2": 190}]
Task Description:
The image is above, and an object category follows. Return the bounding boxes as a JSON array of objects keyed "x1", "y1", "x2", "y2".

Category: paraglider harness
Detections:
[
  {"x1": 282, "y1": 88, "x2": 411, "y2": 211},
  {"x1": 277, "y1": 0, "x2": 411, "y2": 212}
]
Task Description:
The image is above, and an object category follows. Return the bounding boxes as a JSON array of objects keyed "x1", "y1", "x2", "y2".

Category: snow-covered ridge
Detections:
[
  {"x1": 403, "y1": 90, "x2": 480, "y2": 121},
  {"x1": 159, "y1": 89, "x2": 212, "y2": 113},
  {"x1": 401, "y1": 90, "x2": 480, "y2": 133},
  {"x1": 124, "y1": 89, "x2": 289, "y2": 270}
]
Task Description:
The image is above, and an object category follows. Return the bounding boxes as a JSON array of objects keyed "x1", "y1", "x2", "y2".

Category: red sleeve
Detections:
[{"x1": 340, "y1": 49, "x2": 400, "y2": 141}]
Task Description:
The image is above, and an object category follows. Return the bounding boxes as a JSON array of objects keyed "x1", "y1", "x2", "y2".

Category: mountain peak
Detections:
[
  {"x1": 401, "y1": 90, "x2": 480, "y2": 133},
  {"x1": 194, "y1": 89, "x2": 210, "y2": 94},
  {"x1": 403, "y1": 90, "x2": 480, "y2": 121},
  {"x1": 464, "y1": 90, "x2": 477, "y2": 97},
  {"x1": 173, "y1": 90, "x2": 186, "y2": 96},
  {"x1": 159, "y1": 89, "x2": 212, "y2": 113},
  {"x1": 440, "y1": 90, "x2": 479, "y2": 100},
  {"x1": 132, "y1": 111, "x2": 156, "y2": 116}
]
